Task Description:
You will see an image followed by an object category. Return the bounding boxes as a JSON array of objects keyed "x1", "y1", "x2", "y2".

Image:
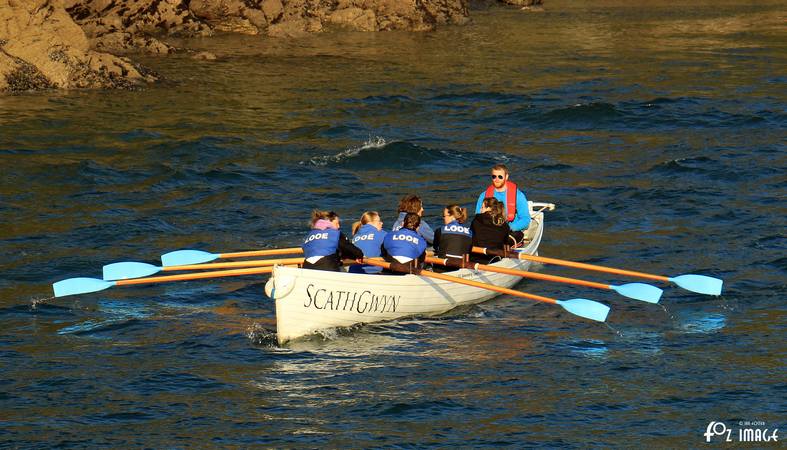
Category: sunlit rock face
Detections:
[
  {"x1": 64, "y1": 0, "x2": 471, "y2": 45},
  {"x1": 1, "y1": 0, "x2": 485, "y2": 92},
  {"x1": 498, "y1": 0, "x2": 542, "y2": 6},
  {"x1": 0, "y1": 0, "x2": 156, "y2": 93}
]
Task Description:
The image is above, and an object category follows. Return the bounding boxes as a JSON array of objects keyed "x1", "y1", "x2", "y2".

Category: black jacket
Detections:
[
  {"x1": 302, "y1": 232, "x2": 363, "y2": 272},
  {"x1": 470, "y1": 213, "x2": 511, "y2": 263},
  {"x1": 433, "y1": 225, "x2": 473, "y2": 258}
]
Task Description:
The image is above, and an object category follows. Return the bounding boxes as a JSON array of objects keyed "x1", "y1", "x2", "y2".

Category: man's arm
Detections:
[
  {"x1": 509, "y1": 189, "x2": 530, "y2": 231},
  {"x1": 475, "y1": 191, "x2": 485, "y2": 214}
]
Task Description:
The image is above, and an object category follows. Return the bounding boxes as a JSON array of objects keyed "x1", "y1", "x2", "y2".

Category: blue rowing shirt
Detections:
[
  {"x1": 302, "y1": 228, "x2": 340, "y2": 260},
  {"x1": 383, "y1": 228, "x2": 427, "y2": 262},
  {"x1": 350, "y1": 224, "x2": 387, "y2": 274},
  {"x1": 352, "y1": 224, "x2": 386, "y2": 257}
]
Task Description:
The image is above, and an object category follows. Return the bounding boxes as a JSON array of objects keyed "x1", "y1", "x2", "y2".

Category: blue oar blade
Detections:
[
  {"x1": 161, "y1": 250, "x2": 217, "y2": 267},
  {"x1": 669, "y1": 274, "x2": 723, "y2": 296},
  {"x1": 556, "y1": 299, "x2": 610, "y2": 322},
  {"x1": 53, "y1": 278, "x2": 115, "y2": 298},
  {"x1": 103, "y1": 262, "x2": 161, "y2": 281},
  {"x1": 611, "y1": 282, "x2": 663, "y2": 304}
]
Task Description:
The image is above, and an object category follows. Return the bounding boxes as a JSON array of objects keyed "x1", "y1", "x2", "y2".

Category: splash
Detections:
[
  {"x1": 678, "y1": 313, "x2": 727, "y2": 334},
  {"x1": 30, "y1": 295, "x2": 54, "y2": 309},
  {"x1": 565, "y1": 338, "x2": 609, "y2": 359},
  {"x1": 300, "y1": 137, "x2": 510, "y2": 172},
  {"x1": 604, "y1": 322, "x2": 624, "y2": 337},
  {"x1": 302, "y1": 136, "x2": 388, "y2": 167},
  {"x1": 246, "y1": 322, "x2": 278, "y2": 346}
]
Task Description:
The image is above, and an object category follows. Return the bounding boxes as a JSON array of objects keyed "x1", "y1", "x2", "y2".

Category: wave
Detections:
[
  {"x1": 486, "y1": 93, "x2": 781, "y2": 130},
  {"x1": 647, "y1": 157, "x2": 715, "y2": 175},
  {"x1": 302, "y1": 136, "x2": 389, "y2": 167},
  {"x1": 427, "y1": 91, "x2": 530, "y2": 105},
  {"x1": 57, "y1": 317, "x2": 144, "y2": 336},
  {"x1": 300, "y1": 137, "x2": 509, "y2": 171},
  {"x1": 539, "y1": 102, "x2": 622, "y2": 127}
]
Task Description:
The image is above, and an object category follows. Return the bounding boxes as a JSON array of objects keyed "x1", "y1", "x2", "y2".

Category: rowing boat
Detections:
[{"x1": 265, "y1": 207, "x2": 547, "y2": 345}]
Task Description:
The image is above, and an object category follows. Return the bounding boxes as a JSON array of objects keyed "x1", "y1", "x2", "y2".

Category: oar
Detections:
[
  {"x1": 52, "y1": 265, "x2": 295, "y2": 298},
  {"x1": 161, "y1": 247, "x2": 304, "y2": 266},
  {"x1": 473, "y1": 247, "x2": 723, "y2": 296},
  {"x1": 103, "y1": 257, "x2": 305, "y2": 281},
  {"x1": 425, "y1": 256, "x2": 662, "y2": 303},
  {"x1": 363, "y1": 258, "x2": 609, "y2": 322}
]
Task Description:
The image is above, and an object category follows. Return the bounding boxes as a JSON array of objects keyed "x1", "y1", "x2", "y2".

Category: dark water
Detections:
[{"x1": 1, "y1": 0, "x2": 785, "y2": 446}]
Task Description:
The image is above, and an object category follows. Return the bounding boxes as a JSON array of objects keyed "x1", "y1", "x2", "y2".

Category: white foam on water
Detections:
[
  {"x1": 678, "y1": 313, "x2": 727, "y2": 334},
  {"x1": 246, "y1": 322, "x2": 277, "y2": 346},
  {"x1": 301, "y1": 136, "x2": 388, "y2": 166},
  {"x1": 29, "y1": 295, "x2": 54, "y2": 309}
]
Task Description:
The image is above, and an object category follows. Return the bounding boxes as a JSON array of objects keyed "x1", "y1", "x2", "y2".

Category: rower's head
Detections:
[
  {"x1": 352, "y1": 211, "x2": 382, "y2": 234},
  {"x1": 402, "y1": 212, "x2": 421, "y2": 231},
  {"x1": 443, "y1": 204, "x2": 467, "y2": 224},
  {"x1": 398, "y1": 194, "x2": 424, "y2": 216},
  {"x1": 311, "y1": 210, "x2": 340, "y2": 229},
  {"x1": 481, "y1": 197, "x2": 505, "y2": 226},
  {"x1": 490, "y1": 164, "x2": 509, "y2": 190}
]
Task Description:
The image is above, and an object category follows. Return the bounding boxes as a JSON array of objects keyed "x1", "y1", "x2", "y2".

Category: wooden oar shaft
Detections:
[
  {"x1": 162, "y1": 258, "x2": 304, "y2": 271},
  {"x1": 422, "y1": 270, "x2": 558, "y2": 304},
  {"x1": 218, "y1": 248, "x2": 303, "y2": 258},
  {"x1": 472, "y1": 246, "x2": 670, "y2": 282},
  {"x1": 475, "y1": 262, "x2": 611, "y2": 290},
  {"x1": 115, "y1": 265, "x2": 285, "y2": 286},
  {"x1": 425, "y1": 256, "x2": 611, "y2": 290},
  {"x1": 364, "y1": 259, "x2": 557, "y2": 305}
]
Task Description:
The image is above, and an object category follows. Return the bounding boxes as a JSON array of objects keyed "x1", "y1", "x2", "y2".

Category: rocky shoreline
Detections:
[{"x1": 0, "y1": 0, "x2": 541, "y2": 93}]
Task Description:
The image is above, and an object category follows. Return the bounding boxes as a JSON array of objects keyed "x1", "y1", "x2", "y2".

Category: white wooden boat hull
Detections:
[{"x1": 267, "y1": 212, "x2": 544, "y2": 345}]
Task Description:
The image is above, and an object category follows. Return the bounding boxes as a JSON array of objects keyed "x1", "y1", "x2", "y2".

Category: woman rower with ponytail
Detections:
[
  {"x1": 382, "y1": 212, "x2": 427, "y2": 274},
  {"x1": 432, "y1": 204, "x2": 473, "y2": 273},
  {"x1": 349, "y1": 211, "x2": 387, "y2": 274},
  {"x1": 301, "y1": 210, "x2": 364, "y2": 272},
  {"x1": 470, "y1": 197, "x2": 512, "y2": 264}
]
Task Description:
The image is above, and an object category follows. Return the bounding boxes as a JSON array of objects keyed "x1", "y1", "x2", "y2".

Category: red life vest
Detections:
[{"x1": 485, "y1": 181, "x2": 518, "y2": 222}]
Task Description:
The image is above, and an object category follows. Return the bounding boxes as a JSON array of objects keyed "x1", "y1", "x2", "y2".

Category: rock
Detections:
[
  {"x1": 62, "y1": 0, "x2": 472, "y2": 51},
  {"x1": 261, "y1": 0, "x2": 283, "y2": 23},
  {"x1": 420, "y1": 0, "x2": 469, "y2": 26},
  {"x1": 190, "y1": 0, "x2": 243, "y2": 21},
  {"x1": 242, "y1": 7, "x2": 267, "y2": 30},
  {"x1": 213, "y1": 17, "x2": 259, "y2": 34},
  {"x1": 327, "y1": 7, "x2": 377, "y2": 32},
  {"x1": 499, "y1": 0, "x2": 542, "y2": 6},
  {"x1": 2, "y1": 0, "x2": 525, "y2": 93},
  {"x1": 266, "y1": 17, "x2": 309, "y2": 38},
  {"x1": 192, "y1": 51, "x2": 216, "y2": 60},
  {"x1": 0, "y1": 54, "x2": 55, "y2": 91},
  {"x1": 0, "y1": 0, "x2": 155, "y2": 92}
]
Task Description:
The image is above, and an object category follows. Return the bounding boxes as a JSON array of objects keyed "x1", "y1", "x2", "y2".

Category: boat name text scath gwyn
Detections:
[{"x1": 304, "y1": 284, "x2": 400, "y2": 313}]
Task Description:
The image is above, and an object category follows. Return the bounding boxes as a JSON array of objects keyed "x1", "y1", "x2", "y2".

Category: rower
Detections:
[
  {"x1": 391, "y1": 194, "x2": 434, "y2": 245},
  {"x1": 349, "y1": 211, "x2": 387, "y2": 274},
  {"x1": 470, "y1": 197, "x2": 512, "y2": 264},
  {"x1": 432, "y1": 204, "x2": 473, "y2": 273},
  {"x1": 301, "y1": 210, "x2": 364, "y2": 272},
  {"x1": 475, "y1": 164, "x2": 530, "y2": 246},
  {"x1": 382, "y1": 212, "x2": 427, "y2": 274}
]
